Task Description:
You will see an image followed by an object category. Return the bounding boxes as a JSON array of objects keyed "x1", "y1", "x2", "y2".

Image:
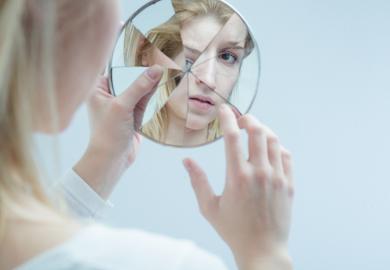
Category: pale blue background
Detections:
[{"x1": 48, "y1": 0, "x2": 390, "y2": 269}]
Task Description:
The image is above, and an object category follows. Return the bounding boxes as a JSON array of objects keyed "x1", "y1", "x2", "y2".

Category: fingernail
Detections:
[
  {"x1": 182, "y1": 159, "x2": 192, "y2": 171},
  {"x1": 146, "y1": 66, "x2": 162, "y2": 80}
]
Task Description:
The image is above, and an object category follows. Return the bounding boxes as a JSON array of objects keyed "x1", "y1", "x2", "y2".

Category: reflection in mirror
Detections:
[
  {"x1": 109, "y1": 0, "x2": 260, "y2": 147},
  {"x1": 174, "y1": 0, "x2": 234, "y2": 66},
  {"x1": 141, "y1": 73, "x2": 189, "y2": 145},
  {"x1": 123, "y1": 23, "x2": 182, "y2": 70},
  {"x1": 131, "y1": 0, "x2": 177, "y2": 41},
  {"x1": 184, "y1": 72, "x2": 242, "y2": 146}
]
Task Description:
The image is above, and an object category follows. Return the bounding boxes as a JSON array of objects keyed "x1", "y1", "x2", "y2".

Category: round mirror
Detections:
[{"x1": 109, "y1": 0, "x2": 261, "y2": 147}]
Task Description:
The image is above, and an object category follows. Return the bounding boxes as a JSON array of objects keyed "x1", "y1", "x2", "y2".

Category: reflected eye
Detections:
[
  {"x1": 219, "y1": 51, "x2": 238, "y2": 65},
  {"x1": 185, "y1": 58, "x2": 194, "y2": 71}
]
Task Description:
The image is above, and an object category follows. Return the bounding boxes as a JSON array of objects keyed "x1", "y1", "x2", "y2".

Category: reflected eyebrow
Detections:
[
  {"x1": 184, "y1": 39, "x2": 246, "y2": 56},
  {"x1": 223, "y1": 40, "x2": 246, "y2": 49},
  {"x1": 221, "y1": 46, "x2": 246, "y2": 52},
  {"x1": 183, "y1": 44, "x2": 202, "y2": 55}
]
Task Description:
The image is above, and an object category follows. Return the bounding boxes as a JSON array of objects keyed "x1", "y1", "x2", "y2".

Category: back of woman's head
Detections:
[
  {"x1": 0, "y1": 0, "x2": 56, "y2": 225},
  {"x1": 0, "y1": 0, "x2": 119, "y2": 235}
]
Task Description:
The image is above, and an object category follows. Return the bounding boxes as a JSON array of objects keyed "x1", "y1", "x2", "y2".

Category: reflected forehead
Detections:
[
  {"x1": 181, "y1": 15, "x2": 222, "y2": 49},
  {"x1": 181, "y1": 13, "x2": 247, "y2": 50},
  {"x1": 216, "y1": 14, "x2": 247, "y2": 45}
]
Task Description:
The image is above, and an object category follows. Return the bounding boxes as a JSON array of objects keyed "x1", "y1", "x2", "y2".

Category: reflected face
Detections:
[
  {"x1": 140, "y1": 39, "x2": 182, "y2": 70},
  {"x1": 112, "y1": 0, "x2": 259, "y2": 146},
  {"x1": 166, "y1": 13, "x2": 248, "y2": 130}
]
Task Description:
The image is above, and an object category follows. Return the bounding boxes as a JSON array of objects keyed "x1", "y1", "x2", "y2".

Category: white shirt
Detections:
[
  {"x1": 16, "y1": 224, "x2": 228, "y2": 270},
  {"x1": 16, "y1": 170, "x2": 229, "y2": 270}
]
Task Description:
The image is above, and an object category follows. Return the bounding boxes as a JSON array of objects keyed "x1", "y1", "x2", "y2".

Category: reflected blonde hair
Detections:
[{"x1": 124, "y1": 0, "x2": 253, "y2": 144}]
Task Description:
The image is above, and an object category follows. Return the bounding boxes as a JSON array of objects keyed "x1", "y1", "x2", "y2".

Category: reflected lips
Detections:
[{"x1": 189, "y1": 95, "x2": 215, "y2": 111}]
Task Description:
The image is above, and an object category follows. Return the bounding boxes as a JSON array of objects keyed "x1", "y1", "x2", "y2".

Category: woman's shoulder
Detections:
[{"x1": 16, "y1": 224, "x2": 228, "y2": 270}]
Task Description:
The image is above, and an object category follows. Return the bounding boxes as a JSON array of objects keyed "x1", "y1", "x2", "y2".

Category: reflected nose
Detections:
[{"x1": 192, "y1": 57, "x2": 217, "y2": 91}]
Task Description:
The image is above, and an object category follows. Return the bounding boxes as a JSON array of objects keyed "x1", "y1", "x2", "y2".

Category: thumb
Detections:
[
  {"x1": 118, "y1": 65, "x2": 163, "y2": 111},
  {"x1": 183, "y1": 158, "x2": 217, "y2": 218}
]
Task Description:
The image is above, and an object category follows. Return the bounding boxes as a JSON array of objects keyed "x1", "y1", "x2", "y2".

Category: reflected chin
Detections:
[{"x1": 186, "y1": 112, "x2": 213, "y2": 130}]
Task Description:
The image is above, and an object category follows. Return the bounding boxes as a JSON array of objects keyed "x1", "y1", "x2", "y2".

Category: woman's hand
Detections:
[
  {"x1": 183, "y1": 105, "x2": 294, "y2": 270},
  {"x1": 74, "y1": 65, "x2": 163, "y2": 199}
]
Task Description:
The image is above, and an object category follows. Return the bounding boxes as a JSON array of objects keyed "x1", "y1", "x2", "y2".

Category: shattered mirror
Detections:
[{"x1": 109, "y1": 0, "x2": 260, "y2": 147}]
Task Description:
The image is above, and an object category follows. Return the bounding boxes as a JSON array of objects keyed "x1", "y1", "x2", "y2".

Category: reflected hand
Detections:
[
  {"x1": 183, "y1": 105, "x2": 294, "y2": 270},
  {"x1": 74, "y1": 65, "x2": 163, "y2": 199}
]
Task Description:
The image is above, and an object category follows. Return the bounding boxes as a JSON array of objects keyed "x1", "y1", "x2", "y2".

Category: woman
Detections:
[
  {"x1": 124, "y1": 0, "x2": 254, "y2": 146},
  {"x1": 0, "y1": 0, "x2": 294, "y2": 269}
]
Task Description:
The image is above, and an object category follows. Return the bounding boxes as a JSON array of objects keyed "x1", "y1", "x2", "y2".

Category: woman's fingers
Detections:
[
  {"x1": 238, "y1": 115, "x2": 268, "y2": 167},
  {"x1": 132, "y1": 89, "x2": 157, "y2": 131},
  {"x1": 238, "y1": 115, "x2": 284, "y2": 175},
  {"x1": 267, "y1": 135, "x2": 284, "y2": 174},
  {"x1": 219, "y1": 104, "x2": 245, "y2": 175},
  {"x1": 118, "y1": 65, "x2": 163, "y2": 111},
  {"x1": 96, "y1": 76, "x2": 110, "y2": 93},
  {"x1": 280, "y1": 147, "x2": 292, "y2": 178},
  {"x1": 183, "y1": 158, "x2": 217, "y2": 218},
  {"x1": 281, "y1": 147, "x2": 294, "y2": 196}
]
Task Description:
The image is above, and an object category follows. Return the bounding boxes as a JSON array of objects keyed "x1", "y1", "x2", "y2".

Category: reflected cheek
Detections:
[
  {"x1": 166, "y1": 85, "x2": 188, "y2": 120},
  {"x1": 216, "y1": 75, "x2": 237, "y2": 99}
]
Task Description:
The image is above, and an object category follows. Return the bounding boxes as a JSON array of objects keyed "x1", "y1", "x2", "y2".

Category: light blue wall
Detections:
[{"x1": 52, "y1": 0, "x2": 390, "y2": 269}]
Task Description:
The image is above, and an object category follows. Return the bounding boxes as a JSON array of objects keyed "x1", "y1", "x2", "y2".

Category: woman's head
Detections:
[
  {"x1": 1, "y1": 0, "x2": 120, "y2": 133},
  {"x1": 0, "y1": 0, "x2": 119, "y2": 226},
  {"x1": 48, "y1": 1, "x2": 120, "y2": 133},
  {"x1": 127, "y1": 0, "x2": 254, "y2": 144}
]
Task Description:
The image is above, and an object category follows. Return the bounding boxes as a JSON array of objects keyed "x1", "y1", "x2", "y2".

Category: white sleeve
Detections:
[{"x1": 55, "y1": 169, "x2": 113, "y2": 219}]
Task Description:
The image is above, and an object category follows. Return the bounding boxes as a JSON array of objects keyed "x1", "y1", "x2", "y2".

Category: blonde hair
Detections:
[
  {"x1": 0, "y1": 0, "x2": 98, "y2": 236},
  {"x1": 0, "y1": 0, "x2": 56, "y2": 237},
  {"x1": 124, "y1": 0, "x2": 253, "y2": 145}
]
